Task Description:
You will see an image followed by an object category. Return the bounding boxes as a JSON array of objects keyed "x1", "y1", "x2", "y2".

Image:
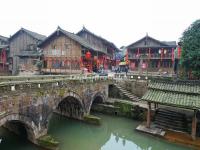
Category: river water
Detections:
[{"x1": 0, "y1": 113, "x2": 192, "y2": 150}]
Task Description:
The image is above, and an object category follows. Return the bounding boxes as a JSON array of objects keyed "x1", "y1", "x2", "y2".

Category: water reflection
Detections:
[
  {"x1": 48, "y1": 113, "x2": 191, "y2": 150},
  {"x1": 0, "y1": 113, "x2": 192, "y2": 150}
]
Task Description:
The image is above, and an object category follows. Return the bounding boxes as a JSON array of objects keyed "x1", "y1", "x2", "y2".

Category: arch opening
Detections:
[
  {"x1": 2, "y1": 120, "x2": 36, "y2": 143},
  {"x1": 93, "y1": 96, "x2": 103, "y2": 104},
  {"x1": 57, "y1": 96, "x2": 84, "y2": 119},
  {"x1": 90, "y1": 94, "x2": 104, "y2": 113},
  {"x1": 4, "y1": 121, "x2": 28, "y2": 139},
  {"x1": 0, "y1": 114, "x2": 38, "y2": 143}
]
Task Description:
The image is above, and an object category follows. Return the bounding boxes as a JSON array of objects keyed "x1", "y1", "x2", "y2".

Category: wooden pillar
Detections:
[
  {"x1": 146, "y1": 102, "x2": 151, "y2": 128},
  {"x1": 154, "y1": 103, "x2": 156, "y2": 110},
  {"x1": 191, "y1": 110, "x2": 197, "y2": 140}
]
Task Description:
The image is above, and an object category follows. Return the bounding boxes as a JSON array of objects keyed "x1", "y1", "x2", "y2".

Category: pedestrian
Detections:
[{"x1": 125, "y1": 65, "x2": 128, "y2": 76}]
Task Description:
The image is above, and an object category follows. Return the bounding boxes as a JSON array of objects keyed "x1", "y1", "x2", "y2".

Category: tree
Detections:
[
  {"x1": 35, "y1": 60, "x2": 43, "y2": 73},
  {"x1": 180, "y1": 19, "x2": 200, "y2": 79}
]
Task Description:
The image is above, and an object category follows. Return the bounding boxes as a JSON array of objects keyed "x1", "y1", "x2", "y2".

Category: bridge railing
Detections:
[
  {"x1": 0, "y1": 75, "x2": 72, "y2": 82},
  {"x1": 0, "y1": 75, "x2": 115, "y2": 93},
  {"x1": 114, "y1": 73, "x2": 173, "y2": 81}
]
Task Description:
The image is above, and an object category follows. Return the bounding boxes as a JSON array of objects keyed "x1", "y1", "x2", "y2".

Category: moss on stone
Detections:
[
  {"x1": 114, "y1": 101, "x2": 133, "y2": 117},
  {"x1": 36, "y1": 90, "x2": 45, "y2": 96},
  {"x1": 59, "y1": 89, "x2": 65, "y2": 97},
  {"x1": 83, "y1": 115, "x2": 101, "y2": 125},
  {"x1": 37, "y1": 135, "x2": 59, "y2": 150}
]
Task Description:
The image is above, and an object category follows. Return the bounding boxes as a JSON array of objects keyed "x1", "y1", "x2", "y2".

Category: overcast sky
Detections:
[{"x1": 0, "y1": 0, "x2": 199, "y2": 47}]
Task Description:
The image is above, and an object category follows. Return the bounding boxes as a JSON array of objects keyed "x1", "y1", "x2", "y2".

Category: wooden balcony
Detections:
[
  {"x1": 42, "y1": 68, "x2": 81, "y2": 74},
  {"x1": 129, "y1": 53, "x2": 173, "y2": 60}
]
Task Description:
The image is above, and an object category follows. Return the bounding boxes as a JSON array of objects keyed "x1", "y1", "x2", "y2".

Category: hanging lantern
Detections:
[{"x1": 85, "y1": 51, "x2": 91, "y2": 60}]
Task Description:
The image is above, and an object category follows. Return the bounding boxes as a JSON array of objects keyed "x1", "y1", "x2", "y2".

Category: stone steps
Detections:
[
  {"x1": 154, "y1": 108, "x2": 188, "y2": 132},
  {"x1": 114, "y1": 84, "x2": 141, "y2": 102}
]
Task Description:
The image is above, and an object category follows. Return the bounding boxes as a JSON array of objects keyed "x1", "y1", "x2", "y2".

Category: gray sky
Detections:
[{"x1": 0, "y1": 0, "x2": 199, "y2": 47}]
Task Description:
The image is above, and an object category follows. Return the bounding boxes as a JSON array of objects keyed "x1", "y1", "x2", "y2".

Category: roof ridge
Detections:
[
  {"x1": 0, "y1": 35, "x2": 8, "y2": 41},
  {"x1": 21, "y1": 28, "x2": 46, "y2": 40},
  {"x1": 77, "y1": 26, "x2": 119, "y2": 51},
  {"x1": 39, "y1": 26, "x2": 100, "y2": 52},
  {"x1": 127, "y1": 34, "x2": 170, "y2": 48},
  {"x1": 10, "y1": 27, "x2": 46, "y2": 41}
]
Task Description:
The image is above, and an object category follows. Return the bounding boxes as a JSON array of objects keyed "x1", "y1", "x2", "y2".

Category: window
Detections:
[{"x1": 27, "y1": 44, "x2": 36, "y2": 51}]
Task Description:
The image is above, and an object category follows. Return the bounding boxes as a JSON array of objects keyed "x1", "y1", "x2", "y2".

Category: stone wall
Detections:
[
  {"x1": 91, "y1": 100, "x2": 147, "y2": 121},
  {"x1": 0, "y1": 79, "x2": 110, "y2": 144},
  {"x1": 109, "y1": 80, "x2": 148, "y2": 98}
]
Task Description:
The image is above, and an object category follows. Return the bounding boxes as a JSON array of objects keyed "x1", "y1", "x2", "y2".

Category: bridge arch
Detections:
[
  {"x1": 0, "y1": 114, "x2": 38, "y2": 143},
  {"x1": 55, "y1": 91, "x2": 84, "y2": 119},
  {"x1": 88, "y1": 92, "x2": 105, "y2": 113}
]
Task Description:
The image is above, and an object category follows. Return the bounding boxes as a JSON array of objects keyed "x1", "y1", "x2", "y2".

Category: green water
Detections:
[{"x1": 0, "y1": 113, "x2": 192, "y2": 150}]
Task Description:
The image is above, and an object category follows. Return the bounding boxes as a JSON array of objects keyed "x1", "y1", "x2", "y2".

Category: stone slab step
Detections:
[
  {"x1": 154, "y1": 118, "x2": 187, "y2": 128},
  {"x1": 157, "y1": 108, "x2": 186, "y2": 117},
  {"x1": 155, "y1": 114, "x2": 186, "y2": 122}
]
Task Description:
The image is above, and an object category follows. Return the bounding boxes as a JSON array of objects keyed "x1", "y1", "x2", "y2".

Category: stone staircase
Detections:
[
  {"x1": 114, "y1": 83, "x2": 141, "y2": 102},
  {"x1": 154, "y1": 108, "x2": 188, "y2": 132}
]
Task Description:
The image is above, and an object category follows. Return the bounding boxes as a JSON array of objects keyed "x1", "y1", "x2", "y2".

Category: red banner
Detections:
[{"x1": 178, "y1": 46, "x2": 181, "y2": 58}]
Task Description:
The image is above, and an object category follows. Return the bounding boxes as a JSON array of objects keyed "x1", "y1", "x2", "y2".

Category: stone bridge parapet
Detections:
[{"x1": 0, "y1": 77, "x2": 112, "y2": 143}]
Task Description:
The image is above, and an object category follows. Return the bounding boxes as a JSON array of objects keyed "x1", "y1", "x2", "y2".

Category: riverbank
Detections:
[{"x1": 91, "y1": 98, "x2": 199, "y2": 149}]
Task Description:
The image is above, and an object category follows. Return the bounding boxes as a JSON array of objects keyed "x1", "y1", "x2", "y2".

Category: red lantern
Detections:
[{"x1": 85, "y1": 51, "x2": 91, "y2": 60}]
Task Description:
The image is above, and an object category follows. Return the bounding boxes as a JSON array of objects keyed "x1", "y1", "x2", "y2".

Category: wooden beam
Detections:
[
  {"x1": 191, "y1": 110, "x2": 197, "y2": 140},
  {"x1": 146, "y1": 102, "x2": 151, "y2": 128}
]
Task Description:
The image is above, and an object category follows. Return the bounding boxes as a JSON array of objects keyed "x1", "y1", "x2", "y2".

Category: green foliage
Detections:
[
  {"x1": 114, "y1": 101, "x2": 133, "y2": 117},
  {"x1": 35, "y1": 60, "x2": 43, "y2": 70},
  {"x1": 180, "y1": 19, "x2": 200, "y2": 78}
]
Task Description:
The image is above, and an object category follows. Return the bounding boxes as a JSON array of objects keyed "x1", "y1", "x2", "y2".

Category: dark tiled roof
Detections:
[
  {"x1": 10, "y1": 28, "x2": 46, "y2": 41},
  {"x1": 142, "y1": 80, "x2": 200, "y2": 109},
  {"x1": 22, "y1": 28, "x2": 46, "y2": 41},
  {"x1": 16, "y1": 50, "x2": 42, "y2": 57},
  {"x1": 143, "y1": 89, "x2": 200, "y2": 109},
  {"x1": 148, "y1": 81, "x2": 200, "y2": 94},
  {"x1": 39, "y1": 27, "x2": 104, "y2": 53},
  {"x1": 77, "y1": 26, "x2": 119, "y2": 51},
  {"x1": 127, "y1": 35, "x2": 174, "y2": 48},
  {"x1": 161, "y1": 41, "x2": 176, "y2": 46},
  {"x1": 0, "y1": 35, "x2": 8, "y2": 42}
]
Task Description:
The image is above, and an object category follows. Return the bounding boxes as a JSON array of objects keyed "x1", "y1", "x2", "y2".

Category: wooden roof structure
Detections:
[
  {"x1": 127, "y1": 34, "x2": 176, "y2": 49},
  {"x1": 77, "y1": 26, "x2": 119, "y2": 52},
  {"x1": 39, "y1": 26, "x2": 102, "y2": 53},
  {"x1": 9, "y1": 28, "x2": 46, "y2": 42},
  {"x1": 142, "y1": 79, "x2": 200, "y2": 110}
]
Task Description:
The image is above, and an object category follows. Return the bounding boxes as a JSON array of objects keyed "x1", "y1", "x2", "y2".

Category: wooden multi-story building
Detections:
[
  {"x1": 77, "y1": 26, "x2": 119, "y2": 70},
  {"x1": 9, "y1": 28, "x2": 46, "y2": 75},
  {"x1": 0, "y1": 35, "x2": 9, "y2": 75},
  {"x1": 126, "y1": 34, "x2": 176, "y2": 74},
  {"x1": 39, "y1": 27, "x2": 96, "y2": 74},
  {"x1": 39, "y1": 26, "x2": 119, "y2": 74}
]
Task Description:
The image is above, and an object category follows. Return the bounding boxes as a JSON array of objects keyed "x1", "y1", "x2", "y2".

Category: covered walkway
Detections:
[{"x1": 142, "y1": 79, "x2": 200, "y2": 140}]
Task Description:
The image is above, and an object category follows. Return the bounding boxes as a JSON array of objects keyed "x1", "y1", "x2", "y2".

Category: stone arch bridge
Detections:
[{"x1": 0, "y1": 77, "x2": 111, "y2": 144}]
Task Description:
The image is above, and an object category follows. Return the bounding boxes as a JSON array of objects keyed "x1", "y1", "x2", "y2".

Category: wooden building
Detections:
[
  {"x1": 0, "y1": 35, "x2": 9, "y2": 75},
  {"x1": 39, "y1": 27, "x2": 99, "y2": 74},
  {"x1": 9, "y1": 28, "x2": 46, "y2": 75},
  {"x1": 77, "y1": 26, "x2": 119, "y2": 70},
  {"x1": 126, "y1": 34, "x2": 176, "y2": 74},
  {"x1": 39, "y1": 27, "x2": 119, "y2": 74}
]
